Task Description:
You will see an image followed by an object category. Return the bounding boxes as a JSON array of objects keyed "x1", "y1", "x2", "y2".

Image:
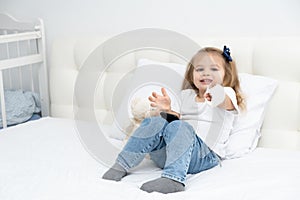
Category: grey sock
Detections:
[
  {"x1": 102, "y1": 162, "x2": 127, "y2": 181},
  {"x1": 140, "y1": 177, "x2": 185, "y2": 194}
]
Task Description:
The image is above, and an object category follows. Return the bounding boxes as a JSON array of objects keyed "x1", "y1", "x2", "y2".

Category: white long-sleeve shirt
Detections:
[{"x1": 177, "y1": 88, "x2": 239, "y2": 158}]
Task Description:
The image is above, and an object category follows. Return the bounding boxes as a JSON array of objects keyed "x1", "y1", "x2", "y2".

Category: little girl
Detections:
[{"x1": 102, "y1": 46, "x2": 245, "y2": 194}]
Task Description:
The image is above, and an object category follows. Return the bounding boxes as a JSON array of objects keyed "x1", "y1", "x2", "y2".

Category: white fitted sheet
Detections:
[{"x1": 0, "y1": 117, "x2": 300, "y2": 200}]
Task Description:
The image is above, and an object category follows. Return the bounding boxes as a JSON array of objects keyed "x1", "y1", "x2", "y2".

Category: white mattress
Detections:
[{"x1": 0, "y1": 117, "x2": 300, "y2": 200}]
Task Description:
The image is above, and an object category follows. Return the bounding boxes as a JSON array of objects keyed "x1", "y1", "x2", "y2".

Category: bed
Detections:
[
  {"x1": 1, "y1": 117, "x2": 300, "y2": 200},
  {"x1": 1, "y1": 14, "x2": 300, "y2": 200}
]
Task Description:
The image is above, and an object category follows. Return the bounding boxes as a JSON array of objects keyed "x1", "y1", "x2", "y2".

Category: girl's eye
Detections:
[
  {"x1": 211, "y1": 68, "x2": 219, "y2": 71},
  {"x1": 195, "y1": 68, "x2": 204, "y2": 72}
]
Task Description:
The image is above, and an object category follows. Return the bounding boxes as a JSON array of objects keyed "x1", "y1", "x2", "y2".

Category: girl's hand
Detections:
[
  {"x1": 148, "y1": 88, "x2": 171, "y2": 112},
  {"x1": 204, "y1": 92, "x2": 212, "y2": 102},
  {"x1": 204, "y1": 83, "x2": 235, "y2": 110},
  {"x1": 204, "y1": 83, "x2": 215, "y2": 102}
]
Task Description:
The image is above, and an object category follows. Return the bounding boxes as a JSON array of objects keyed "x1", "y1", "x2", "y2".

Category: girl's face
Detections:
[{"x1": 192, "y1": 52, "x2": 225, "y2": 94}]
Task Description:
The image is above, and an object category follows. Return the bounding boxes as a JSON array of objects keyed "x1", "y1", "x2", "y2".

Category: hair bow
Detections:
[{"x1": 222, "y1": 45, "x2": 232, "y2": 62}]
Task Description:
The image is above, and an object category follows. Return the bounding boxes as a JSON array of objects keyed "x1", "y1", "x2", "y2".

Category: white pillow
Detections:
[
  {"x1": 135, "y1": 59, "x2": 278, "y2": 157},
  {"x1": 225, "y1": 73, "x2": 278, "y2": 159}
]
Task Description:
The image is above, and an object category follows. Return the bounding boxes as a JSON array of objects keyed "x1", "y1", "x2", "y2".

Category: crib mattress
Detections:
[{"x1": 0, "y1": 117, "x2": 299, "y2": 200}]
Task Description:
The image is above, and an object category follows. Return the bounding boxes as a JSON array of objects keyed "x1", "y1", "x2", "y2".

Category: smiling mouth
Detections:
[{"x1": 200, "y1": 79, "x2": 213, "y2": 84}]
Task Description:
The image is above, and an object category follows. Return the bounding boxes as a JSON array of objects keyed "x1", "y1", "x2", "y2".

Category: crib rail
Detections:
[
  {"x1": 0, "y1": 31, "x2": 41, "y2": 44},
  {"x1": 0, "y1": 54, "x2": 43, "y2": 70},
  {"x1": 0, "y1": 71, "x2": 6, "y2": 127}
]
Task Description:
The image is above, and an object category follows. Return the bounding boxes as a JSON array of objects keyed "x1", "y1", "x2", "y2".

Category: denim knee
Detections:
[
  {"x1": 131, "y1": 116, "x2": 168, "y2": 139},
  {"x1": 163, "y1": 120, "x2": 195, "y2": 142}
]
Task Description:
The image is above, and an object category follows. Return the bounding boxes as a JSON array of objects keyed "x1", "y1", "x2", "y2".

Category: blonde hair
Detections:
[{"x1": 182, "y1": 47, "x2": 246, "y2": 111}]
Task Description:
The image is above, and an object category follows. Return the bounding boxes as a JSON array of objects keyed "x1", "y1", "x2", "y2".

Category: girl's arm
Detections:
[{"x1": 219, "y1": 95, "x2": 235, "y2": 111}]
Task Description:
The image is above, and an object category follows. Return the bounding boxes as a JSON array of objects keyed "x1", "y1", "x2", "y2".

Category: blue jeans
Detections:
[{"x1": 116, "y1": 116, "x2": 219, "y2": 184}]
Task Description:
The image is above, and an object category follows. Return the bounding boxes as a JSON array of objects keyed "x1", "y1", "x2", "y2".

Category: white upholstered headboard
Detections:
[{"x1": 49, "y1": 35, "x2": 300, "y2": 150}]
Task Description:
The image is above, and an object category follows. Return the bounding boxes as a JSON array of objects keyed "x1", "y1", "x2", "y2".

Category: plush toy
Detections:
[{"x1": 125, "y1": 97, "x2": 158, "y2": 140}]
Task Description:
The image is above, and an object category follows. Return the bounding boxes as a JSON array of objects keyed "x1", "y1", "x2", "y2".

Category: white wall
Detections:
[
  {"x1": 1, "y1": 0, "x2": 300, "y2": 63},
  {"x1": 1, "y1": 0, "x2": 300, "y2": 38}
]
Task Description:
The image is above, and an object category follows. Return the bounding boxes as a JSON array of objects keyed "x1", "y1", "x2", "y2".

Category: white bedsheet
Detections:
[{"x1": 0, "y1": 117, "x2": 299, "y2": 200}]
